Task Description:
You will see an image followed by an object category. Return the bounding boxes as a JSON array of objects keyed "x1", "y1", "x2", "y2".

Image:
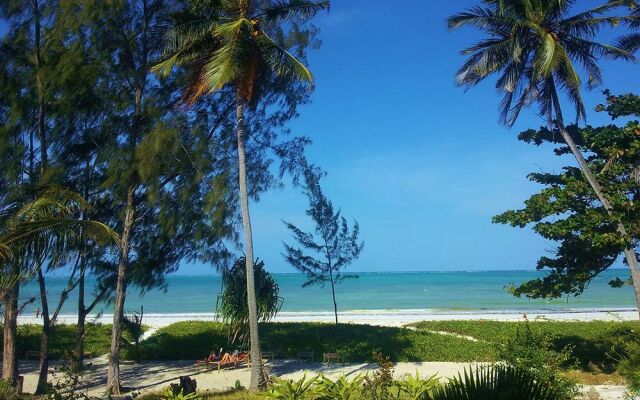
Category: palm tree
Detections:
[
  {"x1": 448, "y1": 0, "x2": 640, "y2": 318},
  {"x1": 0, "y1": 187, "x2": 117, "y2": 386},
  {"x1": 154, "y1": 0, "x2": 328, "y2": 390},
  {"x1": 617, "y1": 6, "x2": 640, "y2": 54}
]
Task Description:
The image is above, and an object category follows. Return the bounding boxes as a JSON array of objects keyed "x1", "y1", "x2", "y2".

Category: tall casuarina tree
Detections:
[
  {"x1": 154, "y1": 0, "x2": 328, "y2": 390},
  {"x1": 282, "y1": 165, "x2": 363, "y2": 325},
  {"x1": 448, "y1": 0, "x2": 640, "y2": 318}
]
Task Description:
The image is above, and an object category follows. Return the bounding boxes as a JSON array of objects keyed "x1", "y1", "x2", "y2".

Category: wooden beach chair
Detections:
[
  {"x1": 194, "y1": 348, "x2": 222, "y2": 370},
  {"x1": 322, "y1": 352, "x2": 343, "y2": 365},
  {"x1": 211, "y1": 352, "x2": 248, "y2": 372}
]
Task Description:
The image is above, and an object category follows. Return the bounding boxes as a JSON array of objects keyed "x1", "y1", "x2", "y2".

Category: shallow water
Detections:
[{"x1": 18, "y1": 269, "x2": 637, "y2": 317}]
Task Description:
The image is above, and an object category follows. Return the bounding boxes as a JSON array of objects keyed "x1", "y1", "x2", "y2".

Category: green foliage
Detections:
[
  {"x1": 139, "y1": 321, "x2": 493, "y2": 362},
  {"x1": 616, "y1": 341, "x2": 640, "y2": 397},
  {"x1": 282, "y1": 165, "x2": 363, "y2": 323},
  {"x1": 362, "y1": 352, "x2": 396, "y2": 400},
  {"x1": 0, "y1": 379, "x2": 22, "y2": 400},
  {"x1": 411, "y1": 320, "x2": 640, "y2": 373},
  {"x1": 262, "y1": 373, "x2": 319, "y2": 400},
  {"x1": 1, "y1": 324, "x2": 117, "y2": 360},
  {"x1": 496, "y1": 322, "x2": 579, "y2": 399},
  {"x1": 123, "y1": 307, "x2": 146, "y2": 363},
  {"x1": 217, "y1": 257, "x2": 282, "y2": 346},
  {"x1": 395, "y1": 372, "x2": 439, "y2": 400},
  {"x1": 162, "y1": 388, "x2": 200, "y2": 400},
  {"x1": 316, "y1": 374, "x2": 364, "y2": 400},
  {"x1": 449, "y1": 0, "x2": 631, "y2": 127},
  {"x1": 494, "y1": 92, "x2": 640, "y2": 300},
  {"x1": 432, "y1": 365, "x2": 563, "y2": 400}
]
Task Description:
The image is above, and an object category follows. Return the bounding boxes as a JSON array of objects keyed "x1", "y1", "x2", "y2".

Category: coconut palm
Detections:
[
  {"x1": 154, "y1": 0, "x2": 328, "y2": 390},
  {"x1": 617, "y1": 5, "x2": 640, "y2": 54},
  {"x1": 448, "y1": 0, "x2": 640, "y2": 318},
  {"x1": 0, "y1": 187, "x2": 117, "y2": 266},
  {"x1": 1, "y1": 186, "x2": 117, "y2": 385}
]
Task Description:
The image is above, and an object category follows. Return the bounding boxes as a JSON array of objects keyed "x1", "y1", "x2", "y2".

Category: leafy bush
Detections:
[
  {"x1": 162, "y1": 388, "x2": 199, "y2": 400},
  {"x1": 316, "y1": 374, "x2": 364, "y2": 400},
  {"x1": 217, "y1": 257, "x2": 282, "y2": 346},
  {"x1": 395, "y1": 372, "x2": 439, "y2": 400},
  {"x1": 617, "y1": 341, "x2": 640, "y2": 398},
  {"x1": 262, "y1": 373, "x2": 319, "y2": 400},
  {"x1": 362, "y1": 352, "x2": 396, "y2": 400},
  {"x1": 432, "y1": 365, "x2": 563, "y2": 400},
  {"x1": 0, "y1": 379, "x2": 22, "y2": 400},
  {"x1": 497, "y1": 322, "x2": 579, "y2": 399}
]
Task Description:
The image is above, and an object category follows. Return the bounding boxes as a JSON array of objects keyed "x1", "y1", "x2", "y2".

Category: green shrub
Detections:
[
  {"x1": 362, "y1": 352, "x2": 396, "y2": 400},
  {"x1": 395, "y1": 372, "x2": 439, "y2": 400},
  {"x1": 433, "y1": 365, "x2": 563, "y2": 400},
  {"x1": 617, "y1": 341, "x2": 640, "y2": 398},
  {"x1": 0, "y1": 379, "x2": 22, "y2": 400},
  {"x1": 161, "y1": 388, "x2": 200, "y2": 400},
  {"x1": 262, "y1": 373, "x2": 319, "y2": 400},
  {"x1": 497, "y1": 322, "x2": 579, "y2": 399},
  {"x1": 316, "y1": 374, "x2": 364, "y2": 400}
]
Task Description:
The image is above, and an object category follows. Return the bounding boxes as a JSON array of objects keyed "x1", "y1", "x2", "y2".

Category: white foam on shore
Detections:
[{"x1": 17, "y1": 308, "x2": 639, "y2": 328}]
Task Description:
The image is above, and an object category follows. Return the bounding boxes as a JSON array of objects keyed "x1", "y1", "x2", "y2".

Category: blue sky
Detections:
[{"x1": 2, "y1": 2, "x2": 639, "y2": 274}]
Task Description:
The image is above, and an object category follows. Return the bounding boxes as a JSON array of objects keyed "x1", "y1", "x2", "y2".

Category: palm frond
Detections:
[
  {"x1": 258, "y1": 31, "x2": 314, "y2": 83},
  {"x1": 260, "y1": 0, "x2": 329, "y2": 20}
]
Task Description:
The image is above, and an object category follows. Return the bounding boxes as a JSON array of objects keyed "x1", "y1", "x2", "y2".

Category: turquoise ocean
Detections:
[{"x1": 18, "y1": 269, "x2": 638, "y2": 317}]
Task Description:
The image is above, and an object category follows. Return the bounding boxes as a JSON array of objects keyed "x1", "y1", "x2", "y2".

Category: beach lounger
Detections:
[
  {"x1": 211, "y1": 352, "x2": 248, "y2": 372},
  {"x1": 322, "y1": 352, "x2": 342, "y2": 365},
  {"x1": 194, "y1": 348, "x2": 222, "y2": 370}
]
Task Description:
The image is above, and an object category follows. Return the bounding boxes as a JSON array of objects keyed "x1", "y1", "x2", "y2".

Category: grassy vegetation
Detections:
[
  {"x1": 140, "y1": 320, "x2": 639, "y2": 376},
  {"x1": 410, "y1": 320, "x2": 640, "y2": 373},
  {"x1": 138, "y1": 390, "x2": 262, "y2": 400},
  {"x1": 139, "y1": 321, "x2": 494, "y2": 362},
  {"x1": 0, "y1": 324, "x2": 131, "y2": 360},
  {"x1": 3, "y1": 319, "x2": 638, "y2": 376}
]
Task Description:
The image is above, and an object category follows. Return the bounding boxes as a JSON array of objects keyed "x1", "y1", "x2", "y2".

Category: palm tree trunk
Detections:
[
  {"x1": 106, "y1": 186, "x2": 135, "y2": 395},
  {"x1": 1, "y1": 273, "x2": 20, "y2": 386},
  {"x1": 35, "y1": 268, "x2": 50, "y2": 394},
  {"x1": 550, "y1": 81, "x2": 640, "y2": 319},
  {"x1": 75, "y1": 266, "x2": 86, "y2": 372},
  {"x1": 328, "y1": 268, "x2": 338, "y2": 325},
  {"x1": 236, "y1": 97, "x2": 265, "y2": 391}
]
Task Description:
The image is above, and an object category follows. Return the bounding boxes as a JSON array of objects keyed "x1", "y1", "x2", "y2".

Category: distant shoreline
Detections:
[{"x1": 17, "y1": 308, "x2": 639, "y2": 328}]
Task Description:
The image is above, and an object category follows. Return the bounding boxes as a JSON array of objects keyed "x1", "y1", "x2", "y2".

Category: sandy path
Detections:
[{"x1": 17, "y1": 357, "x2": 626, "y2": 399}]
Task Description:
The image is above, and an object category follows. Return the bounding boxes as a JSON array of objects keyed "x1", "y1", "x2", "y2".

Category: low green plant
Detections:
[
  {"x1": 616, "y1": 341, "x2": 640, "y2": 398},
  {"x1": 316, "y1": 374, "x2": 364, "y2": 400},
  {"x1": 362, "y1": 352, "x2": 395, "y2": 400},
  {"x1": 432, "y1": 365, "x2": 562, "y2": 400},
  {"x1": 162, "y1": 388, "x2": 199, "y2": 400},
  {"x1": 262, "y1": 373, "x2": 319, "y2": 400},
  {"x1": 395, "y1": 372, "x2": 439, "y2": 400},
  {"x1": 0, "y1": 379, "x2": 22, "y2": 400},
  {"x1": 497, "y1": 322, "x2": 579, "y2": 399}
]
